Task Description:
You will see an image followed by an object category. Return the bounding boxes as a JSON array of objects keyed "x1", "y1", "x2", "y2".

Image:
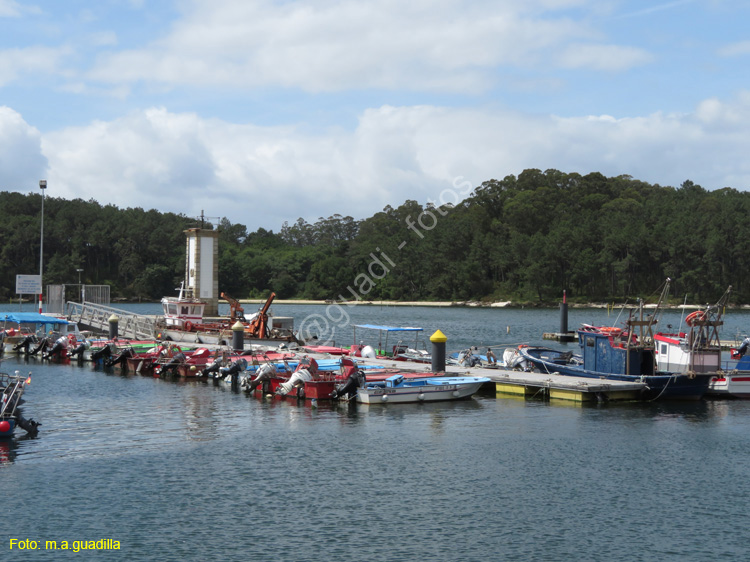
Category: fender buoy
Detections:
[
  {"x1": 184, "y1": 321, "x2": 193, "y2": 332},
  {"x1": 686, "y1": 311, "x2": 706, "y2": 327}
]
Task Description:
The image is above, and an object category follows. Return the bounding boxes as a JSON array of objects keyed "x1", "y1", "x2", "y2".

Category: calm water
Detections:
[{"x1": 3, "y1": 304, "x2": 750, "y2": 561}]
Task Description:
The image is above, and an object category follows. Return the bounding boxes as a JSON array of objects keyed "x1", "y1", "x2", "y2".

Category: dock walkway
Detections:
[
  {"x1": 66, "y1": 301, "x2": 158, "y2": 340},
  {"x1": 302, "y1": 353, "x2": 647, "y2": 402}
]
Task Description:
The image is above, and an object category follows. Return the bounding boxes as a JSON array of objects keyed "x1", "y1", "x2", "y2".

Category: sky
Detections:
[{"x1": 2, "y1": 0, "x2": 750, "y2": 232}]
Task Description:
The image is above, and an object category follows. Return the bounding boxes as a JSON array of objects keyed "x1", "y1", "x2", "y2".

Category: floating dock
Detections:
[
  {"x1": 487, "y1": 369, "x2": 645, "y2": 402},
  {"x1": 333, "y1": 355, "x2": 647, "y2": 403}
]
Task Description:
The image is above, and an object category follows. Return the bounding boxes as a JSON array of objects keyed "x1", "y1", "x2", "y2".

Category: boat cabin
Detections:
[
  {"x1": 579, "y1": 330, "x2": 656, "y2": 377},
  {"x1": 161, "y1": 297, "x2": 206, "y2": 329}
]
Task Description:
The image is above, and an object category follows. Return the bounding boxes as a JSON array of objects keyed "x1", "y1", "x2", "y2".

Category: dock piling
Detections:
[{"x1": 430, "y1": 329, "x2": 447, "y2": 373}]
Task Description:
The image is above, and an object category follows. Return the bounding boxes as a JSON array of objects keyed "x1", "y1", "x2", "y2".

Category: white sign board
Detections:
[{"x1": 16, "y1": 274, "x2": 42, "y2": 295}]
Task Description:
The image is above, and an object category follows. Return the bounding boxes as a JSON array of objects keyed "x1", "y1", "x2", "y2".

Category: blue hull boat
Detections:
[
  {"x1": 519, "y1": 343, "x2": 711, "y2": 401},
  {"x1": 519, "y1": 281, "x2": 713, "y2": 401},
  {"x1": 356, "y1": 374, "x2": 490, "y2": 404}
]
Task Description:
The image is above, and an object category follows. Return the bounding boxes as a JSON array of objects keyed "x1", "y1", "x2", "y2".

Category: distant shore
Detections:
[{"x1": 240, "y1": 299, "x2": 750, "y2": 309}]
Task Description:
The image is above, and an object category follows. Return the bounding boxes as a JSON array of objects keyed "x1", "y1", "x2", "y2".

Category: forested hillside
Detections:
[{"x1": 1, "y1": 169, "x2": 747, "y2": 304}]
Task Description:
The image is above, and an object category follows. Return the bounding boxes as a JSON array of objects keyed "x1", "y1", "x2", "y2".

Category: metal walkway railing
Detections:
[{"x1": 66, "y1": 301, "x2": 158, "y2": 340}]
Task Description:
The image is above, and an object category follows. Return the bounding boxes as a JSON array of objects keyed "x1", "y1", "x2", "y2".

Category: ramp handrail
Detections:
[{"x1": 66, "y1": 301, "x2": 158, "y2": 340}]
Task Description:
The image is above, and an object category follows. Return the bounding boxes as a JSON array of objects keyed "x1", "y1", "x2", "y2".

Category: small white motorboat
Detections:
[{"x1": 356, "y1": 374, "x2": 489, "y2": 404}]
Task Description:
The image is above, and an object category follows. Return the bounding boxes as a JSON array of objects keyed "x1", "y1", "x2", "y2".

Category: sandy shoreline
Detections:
[{"x1": 240, "y1": 299, "x2": 749, "y2": 309}]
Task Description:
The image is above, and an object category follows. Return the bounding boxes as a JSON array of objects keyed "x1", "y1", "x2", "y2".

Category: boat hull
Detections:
[
  {"x1": 161, "y1": 328, "x2": 295, "y2": 348},
  {"x1": 707, "y1": 374, "x2": 750, "y2": 398},
  {"x1": 0, "y1": 418, "x2": 15, "y2": 438},
  {"x1": 356, "y1": 377, "x2": 488, "y2": 404}
]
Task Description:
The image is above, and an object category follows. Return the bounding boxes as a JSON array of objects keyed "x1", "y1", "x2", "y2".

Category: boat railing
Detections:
[{"x1": 65, "y1": 301, "x2": 158, "y2": 341}]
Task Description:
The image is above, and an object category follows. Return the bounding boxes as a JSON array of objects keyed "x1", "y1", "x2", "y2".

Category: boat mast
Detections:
[
  {"x1": 688, "y1": 285, "x2": 731, "y2": 373},
  {"x1": 624, "y1": 278, "x2": 670, "y2": 376}
]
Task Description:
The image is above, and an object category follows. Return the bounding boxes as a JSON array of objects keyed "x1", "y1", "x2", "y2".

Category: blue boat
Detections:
[
  {"x1": 357, "y1": 374, "x2": 490, "y2": 404},
  {"x1": 519, "y1": 281, "x2": 712, "y2": 401}
]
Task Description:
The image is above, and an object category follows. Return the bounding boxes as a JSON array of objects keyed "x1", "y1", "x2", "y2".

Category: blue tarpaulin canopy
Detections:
[
  {"x1": 1, "y1": 312, "x2": 69, "y2": 325},
  {"x1": 352, "y1": 325, "x2": 424, "y2": 355}
]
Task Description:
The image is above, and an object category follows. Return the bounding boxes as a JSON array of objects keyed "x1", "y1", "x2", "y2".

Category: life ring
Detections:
[
  {"x1": 685, "y1": 311, "x2": 706, "y2": 327},
  {"x1": 184, "y1": 321, "x2": 193, "y2": 332},
  {"x1": 518, "y1": 344, "x2": 529, "y2": 349},
  {"x1": 67, "y1": 334, "x2": 77, "y2": 346},
  {"x1": 598, "y1": 327, "x2": 622, "y2": 336}
]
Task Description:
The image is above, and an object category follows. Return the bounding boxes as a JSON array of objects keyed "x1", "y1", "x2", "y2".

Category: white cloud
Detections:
[
  {"x1": 0, "y1": 0, "x2": 19, "y2": 17},
  {"x1": 718, "y1": 40, "x2": 750, "y2": 57},
  {"x1": 86, "y1": 0, "x2": 646, "y2": 93},
  {"x1": 0, "y1": 46, "x2": 71, "y2": 87},
  {"x1": 557, "y1": 43, "x2": 653, "y2": 71},
  {"x1": 26, "y1": 93, "x2": 750, "y2": 231},
  {"x1": 0, "y1": 107, "x2": 47, "y2": 189}
]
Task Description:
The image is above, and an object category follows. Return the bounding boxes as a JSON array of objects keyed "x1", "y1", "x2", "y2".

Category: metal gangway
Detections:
[{"x1": 66, "y1": 301, "x2": 158, "y2": 340}]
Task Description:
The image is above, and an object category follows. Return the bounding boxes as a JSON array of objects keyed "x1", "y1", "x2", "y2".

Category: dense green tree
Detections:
[{"x1": 2, "y1": 169, "x2": 749, "y2": 304}]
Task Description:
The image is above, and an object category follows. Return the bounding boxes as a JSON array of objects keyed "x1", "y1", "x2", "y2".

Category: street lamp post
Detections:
[
  {"x1": 76, "y1": 268, "x2": 84, "y2": 302},
  {"x1": 39, "y1": 180, "x2": 47, "y2": 313}
]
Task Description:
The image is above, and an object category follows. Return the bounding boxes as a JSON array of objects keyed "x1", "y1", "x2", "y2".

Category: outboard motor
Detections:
[
  {"x1": 330, "y1": 369, "x2": 366, "y2": 400},
  {"x1": 459, "y1": 348, "x2": 482, "y2": 367},
  {"x1": 218, "y1": 358, "x2": 248, "y2": 381},
  {"x1": 29, "y1": 337, "x2": 51, "y2": 357},
  {"x1": 242, "y1": 362, "x2": 276, "y2": 393},
  {"x1": 733, "y1": 337, "x2": 750, "y2": 359},
  {"x1": 14, "y1": 415, "x2": 41, "y2": 437},
  {"x1": 201, "y1": 357, "x2": 226, "y2": 377},
  {"x1": 503, "y1": 348, "x2": 530, "y2": 371},
  {"x1": 277, "y1": 357, "x2": 318, "y2": 396},
  {"x1": 13, "y1": 335, "x2": 37, "y2": 355},
  {"x1": 156, "y1": 348, "x2": 188, "y2": 377},
  {"x1": 69, "y1": 340, "x2": 90, "y2": 360},
  {"x1": 43, "y1": 336, "x2": 68, "y2": 360},
  {"x1": 91, "y1": 343, "x2": 116, "y2": 363},
  {"x1": 105, "y1": 347, "x2": 135, "y2": 368}
]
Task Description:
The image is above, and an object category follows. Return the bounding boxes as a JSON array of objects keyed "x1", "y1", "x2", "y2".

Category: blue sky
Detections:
[{"x1": 2, "y1": 0, "x2": 750, "y2": 231}]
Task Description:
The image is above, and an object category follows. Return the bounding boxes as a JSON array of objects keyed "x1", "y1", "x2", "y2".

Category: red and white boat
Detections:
[{"x1": 652, "y1": 287, "x2": 749, "y2": 397}]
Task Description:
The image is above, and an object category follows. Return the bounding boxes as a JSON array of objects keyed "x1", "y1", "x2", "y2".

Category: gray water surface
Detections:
[{"x1": 3, "y1": 305, "x2": 750, "y2": 561}]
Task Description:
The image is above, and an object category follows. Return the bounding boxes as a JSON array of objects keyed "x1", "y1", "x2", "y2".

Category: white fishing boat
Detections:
[
  {"x1": 158, "y1": 289, "x2": 299, "y2": 347},
  {"x1": 161, "y1": 282, "x2": 206, "y2": 330},
  {"x1": 653, "y1": 287, "x2": 739, "y2": 397},
  {"x1": 356, "y1": 374, "x2": 489, "y2": 404}
]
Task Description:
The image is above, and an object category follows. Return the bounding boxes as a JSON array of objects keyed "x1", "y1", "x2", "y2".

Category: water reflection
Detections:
[{"x1": 0, "y1": 438, "x2": 16, "y2": 465}]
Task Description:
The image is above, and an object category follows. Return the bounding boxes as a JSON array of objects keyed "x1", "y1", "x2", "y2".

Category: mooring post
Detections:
[
  {"x1": 232, "y1": 320, "x2": 244, "y2": 351},
  {"x1": 108, "y1": 314, "x2": 119, "y2": 340},
  {"x1": 560, "y1": 290, "x2": 568, "y2": 335},
  {"x1": 430, "y1": 329, "x2": 447, "y2": 373}
]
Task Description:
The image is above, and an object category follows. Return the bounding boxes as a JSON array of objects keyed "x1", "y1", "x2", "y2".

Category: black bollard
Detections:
[
  {"x1": 232, "y1": 320, "x2": 244, "y2": 351},
  {"x1": 560, "y1": 290, "x2": 568, "y2": 335},
  {"x1": 430, "y1": 329, "x2": 447, "y2": 373}
]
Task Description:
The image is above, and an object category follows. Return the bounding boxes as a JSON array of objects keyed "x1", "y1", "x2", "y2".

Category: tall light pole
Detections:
[
  {"x1": 39, "y1": 179, "x2": 46, "y2": 313},
  {"x1": 76, "y1": 268, "x2": 83, "y2": 302}
]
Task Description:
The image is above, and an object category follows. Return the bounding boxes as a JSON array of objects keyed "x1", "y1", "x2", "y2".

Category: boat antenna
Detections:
[
  {"x1": 612, "y1": 298, "x2": 628, "y2": 327},
  {"x1": 645, "y1": 277, "x2": 671, "y2": 337}
]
